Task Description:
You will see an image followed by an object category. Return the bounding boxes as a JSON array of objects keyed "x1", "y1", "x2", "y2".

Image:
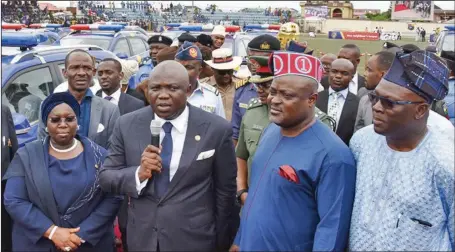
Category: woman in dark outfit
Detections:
[{"x1": 3, "y1": 92, "x2": 122, "y2": 252}]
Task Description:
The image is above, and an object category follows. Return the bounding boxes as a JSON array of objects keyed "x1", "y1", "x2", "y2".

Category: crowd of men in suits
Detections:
[{"x1": 1, "y1": 27, "x2": 454, "y2": 252}]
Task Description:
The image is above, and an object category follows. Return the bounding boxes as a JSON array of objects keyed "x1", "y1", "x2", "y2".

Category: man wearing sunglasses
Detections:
[
  {"x1": 349, "y1": 50, "x2": 454, "y2": 251},
  {"x1": 205, "y1": 48, "x2": 242, "y2": 121}
]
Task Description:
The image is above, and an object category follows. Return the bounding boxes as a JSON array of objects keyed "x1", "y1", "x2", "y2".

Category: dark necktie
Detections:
[
  {"x1": 154, "y1": 122, "x2": 173, "y2": 198},
  {"x1": 104, "y1": 96, "x2": 113, "y2": 101}
]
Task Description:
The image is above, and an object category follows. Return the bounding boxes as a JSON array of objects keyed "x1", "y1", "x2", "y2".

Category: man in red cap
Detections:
[{"x1": 231, "y1": 51, "x2": 356, "y2": 252}]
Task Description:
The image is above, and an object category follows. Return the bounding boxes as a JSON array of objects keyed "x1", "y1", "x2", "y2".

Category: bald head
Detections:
[
  {"x1": 149, "y1": 60, "x2": 189, "y2": 87},
  {"x1": 331, "y1": 58, "x2": 355, "y2": 74},
  {"x1": 320, "y1": 53, "x2": 337, "y2": 62},
  {"x1": 320, "y1": 53, "x2": 337, "y2": 76},
  {"x1": 148, "y1": 61, "x2": 190, "y2": 120}
]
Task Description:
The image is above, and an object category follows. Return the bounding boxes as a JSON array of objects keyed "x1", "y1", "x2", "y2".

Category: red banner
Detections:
[{"x1": 342, "y1": 31, "x2": 379, "y2": 41}]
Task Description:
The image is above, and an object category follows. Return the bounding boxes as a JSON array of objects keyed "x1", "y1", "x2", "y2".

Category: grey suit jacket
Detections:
[
  {"x1": 354, "y1": 95, "x2": 373, "y2": 133},
  {"x1": 38, "y1": 96, "x2": 120, "y2": 149},
  {"x1": 357, "y1": 87, "x2": 369, "y2": 98},
  {"x1": 99, "y1": 105, "x2": 237, "y2": 252}
]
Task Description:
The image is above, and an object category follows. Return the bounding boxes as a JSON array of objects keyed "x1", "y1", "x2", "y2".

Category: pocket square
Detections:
[
  {"x1": 278, "y1": 165, "x2": 300, "y2": 184},
  {"x1": 197, "y1": 149, "x2": 215, "y2": 161},
  {"x1": 97, "y1": 123, "x2": 105, "y2": 133}
]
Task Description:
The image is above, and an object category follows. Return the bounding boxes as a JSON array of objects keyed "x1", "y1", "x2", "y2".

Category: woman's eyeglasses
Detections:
[
  {"x1": 368, "y1": 92, "x2": 424, "y2": 109},
  {"x1": 49, "y1": 117, "x2": 76, "y2": 124}
]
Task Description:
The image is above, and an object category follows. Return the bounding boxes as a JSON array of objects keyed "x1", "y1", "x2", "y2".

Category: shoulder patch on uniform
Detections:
[
  {"x1": 247, "y1": 98, "x2": 262, "y2": 110},
  {"x1": 200, "y1": 82, "x2": 220, "y2": 96},
  {"x1": 235, "y1": 79, "x2": 248, "y2": 89}
]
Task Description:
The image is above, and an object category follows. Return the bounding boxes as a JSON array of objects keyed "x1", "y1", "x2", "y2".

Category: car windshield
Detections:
[
  {"x1": 60, "y1": 37, "x2": 111, "y2": 49},
  {"x1": 234, "y1": 35, "x2": 256, "y2": 57},
  {"x1": 442, "y1": 33, "x2": 454, "y2": 51}
]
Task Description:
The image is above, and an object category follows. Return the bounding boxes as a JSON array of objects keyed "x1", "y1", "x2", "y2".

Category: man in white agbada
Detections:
[{"x1": 349, "y1": 50, "x2": 454, "y2": 251}]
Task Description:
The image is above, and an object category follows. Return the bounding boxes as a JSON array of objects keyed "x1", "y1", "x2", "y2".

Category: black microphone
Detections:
[
  {"x1": 142, "y1": 120, "x2": 161, "y2": 194},
  {"x1": 150, "y1": 120, "x2": 161, "y2": 148}
]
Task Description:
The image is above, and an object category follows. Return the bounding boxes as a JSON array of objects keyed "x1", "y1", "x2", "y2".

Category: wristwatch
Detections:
[{"x1": 236, "y1": 189, "x2": 248, "y2": 205}]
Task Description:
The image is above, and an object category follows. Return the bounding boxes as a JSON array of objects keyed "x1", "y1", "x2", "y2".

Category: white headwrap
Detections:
[{"x1": 120, "y1": 59, "x2": 139, "y2": 85}]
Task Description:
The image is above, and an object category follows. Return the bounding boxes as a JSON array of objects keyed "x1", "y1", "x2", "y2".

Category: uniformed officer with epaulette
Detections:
[
  {"x1": 130, "y1": 35, "x2": 173, "y2": 89},
  {"x1": 235, "y1": 53, "x2": 336, "y2": 206},
  {"x1": 175, "y1": 41, "x2": 226, "y2": 118},
  {"x1": 232, "y1": 34, "x2": 281, "y2": 145}
]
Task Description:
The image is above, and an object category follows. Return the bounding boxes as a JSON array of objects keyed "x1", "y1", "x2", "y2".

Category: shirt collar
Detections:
[
  {"x1": 193, "y1": 81, "x2": 203, "y2": 95},
  {"x1": 154, "y1": 105, "x2": 189, "y2": 134},
  {"x1": 351, "y1": 72, "x2": 358, "y2": 85},
  {"x1": 329, "y1": 86, "x2": 349, "y2": 99},
  {"x1": 84, "y1": 88, "x2": 94, "y2": 98},
  {"x1": 102, "y1": 87, "x2": 122, "y2": 101}
]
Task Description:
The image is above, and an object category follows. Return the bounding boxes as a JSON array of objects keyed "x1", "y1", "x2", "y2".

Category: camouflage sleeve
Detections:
[{"x1": 235, "y1": 118, "x2": 249, "y2": 160}]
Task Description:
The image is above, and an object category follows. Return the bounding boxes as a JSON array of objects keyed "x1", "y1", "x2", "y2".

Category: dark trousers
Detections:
[
  {"x1": 120, "y1": 228, "x2": 128, "y2": 252},
  {"x1": 2, "y1": 181, "x2": 12, "y2": 252}
]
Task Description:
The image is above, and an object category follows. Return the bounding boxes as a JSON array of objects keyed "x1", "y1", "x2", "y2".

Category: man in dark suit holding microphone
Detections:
[{"x1": 99, "y1": 58, "x2": 237, "y2": 251}]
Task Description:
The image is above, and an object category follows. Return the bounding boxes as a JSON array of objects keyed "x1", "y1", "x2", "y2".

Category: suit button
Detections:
[{"x1": 153, "y1": 227, "x2": 158, "y2": 232}]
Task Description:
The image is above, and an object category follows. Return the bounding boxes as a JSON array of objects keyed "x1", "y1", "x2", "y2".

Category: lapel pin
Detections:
[{"x1": 195, "y1": 135, "x2": 201, "y2": 141}]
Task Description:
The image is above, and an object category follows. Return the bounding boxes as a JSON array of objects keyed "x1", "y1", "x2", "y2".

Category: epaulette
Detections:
[
  {"x1": 247, "y1": 98, "x2": 263, "y2": 110},
  {"x1": 200, "y1": 82, "x2": 220, "y2": 96},
  {"x1": 235, "y1": 78, "x2": 249, "y2": 89}
]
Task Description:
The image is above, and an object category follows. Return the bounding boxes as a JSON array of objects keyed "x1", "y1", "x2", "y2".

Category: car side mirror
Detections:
[{"x1": 12, "y1": 113, "x2": 31, "y2": 135}]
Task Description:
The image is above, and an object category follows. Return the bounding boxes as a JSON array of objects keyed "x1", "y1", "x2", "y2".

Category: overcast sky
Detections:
[{"x1": 42, "y1": 1, "x2": 455, "y2": 12}]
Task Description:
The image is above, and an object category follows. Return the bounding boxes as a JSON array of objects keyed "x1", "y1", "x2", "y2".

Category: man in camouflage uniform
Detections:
[
  {"x1": 232, "y1": 34, "x2": 281, "y2": 145},
  {"x1": 235, "y1": 54, "x2": 336, "y2": 206}
]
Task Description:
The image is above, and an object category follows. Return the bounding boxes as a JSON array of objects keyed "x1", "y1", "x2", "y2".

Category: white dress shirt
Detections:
[
  {"x1": 102, "y1": 88, "x2": 122, "y2": 106},
  {"x1": 348, "y1": 72, "x2": 359, "y2": 95},
  {"x1": 135, "y1": 106, "x2": 189, "y2": 193},
  {"x1": 328, "y1": 87, "x2": 349, "y2": 125}
]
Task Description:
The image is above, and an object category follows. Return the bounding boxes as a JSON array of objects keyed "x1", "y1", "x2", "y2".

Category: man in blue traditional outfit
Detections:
[
  {"x1": 349, "y1": 50, "x2": 454, "y2": 251},
  {"x1": 230, "y1": 51, "x2": 357, "y2": 251}
]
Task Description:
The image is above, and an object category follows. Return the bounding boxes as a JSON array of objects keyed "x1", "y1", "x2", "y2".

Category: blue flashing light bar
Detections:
[
  {"x1": 445, "y1": 25, "x2": 455, "y2": 31},
  {"x1": 1, "y1": 32, "x2": 48, "y2": 48},
  {"x1": 166, "y1": 23, "x2": 181, "y2": 28},
  {"x1": 179, "y1": 25, "x2": 202, "y2": 32},
  {"x1": 244, "y1": 24, "x2": 263, "y2": 30},
  {"x1": 70, "y1": 24, "x2": 124, "y2": 32}
]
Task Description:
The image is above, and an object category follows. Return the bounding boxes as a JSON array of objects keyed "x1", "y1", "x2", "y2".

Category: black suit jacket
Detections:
[
  {"x1": 321, "y1": 74, "x2": 366, "y2": 91},
  {"x1": 96, "y1": 90, "x2": 145, "y2": 116},
  {"x1": 316, "y1": 90, "x2": 360, "y2": 145},
  {"x1": 126, "y1": 88, "x2": 147, "y2": 105},
  {"x1": 99, "y1": 105, "x2": 237, "y2": 251},
  {"x1": 1, "y1": 105, "x2": 18, "y2": 252}
]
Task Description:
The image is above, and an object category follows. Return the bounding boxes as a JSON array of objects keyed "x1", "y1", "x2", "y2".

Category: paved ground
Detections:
[{"x1": 298, "y1": 35, "x2": 429, "y2": 74}]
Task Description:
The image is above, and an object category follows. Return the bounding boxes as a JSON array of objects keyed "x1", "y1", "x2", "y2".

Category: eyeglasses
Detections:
[
  {"x1": 368, "y1": 92, "x2": 425, "y2": 109},
  {"x1": 216, "y1": 69, "x2": 233, "y2": 75},
  {"x1": 49, "y1": 116, "x2": 77, "y2": 124}
]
